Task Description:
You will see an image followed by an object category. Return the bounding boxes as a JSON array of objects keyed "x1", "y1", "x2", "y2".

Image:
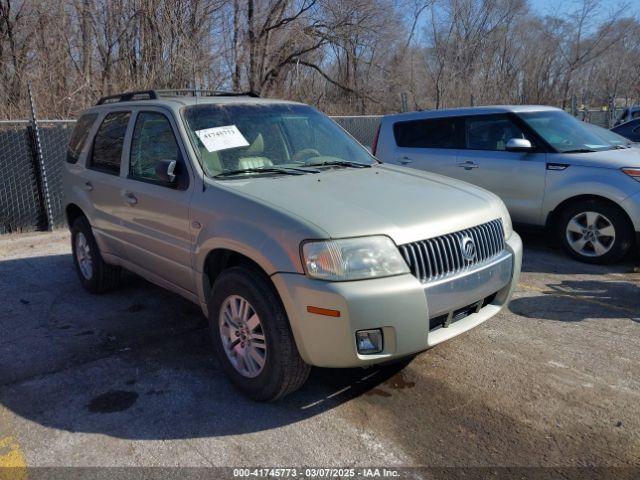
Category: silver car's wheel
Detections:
[
  {"x1": 218, "y1": 294, "x2": 267, "y2": 378},
  {"x1": 75, "y1": 231, "x2": 93, "y2": 279},
  {"x1": 565, "y1": 211, "x2": 616, "y2": 258}
]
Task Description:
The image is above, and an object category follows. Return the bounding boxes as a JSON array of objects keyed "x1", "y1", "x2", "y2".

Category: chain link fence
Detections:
[
  {"x1": 0, "y1": 121, "x2": 45, "y2": 233},
  {"x1": 572, "y1": 109, "x2": 623, "y2": 128},
  {"x1": 332, "y1": 116, "x2": 382, "y2": 149},
  {"x1": 0, "y1": 120, "x2": 75, "y2": 234},
  {"x1": 38, "y1": 121, "x2": 76, "y2": 226}
]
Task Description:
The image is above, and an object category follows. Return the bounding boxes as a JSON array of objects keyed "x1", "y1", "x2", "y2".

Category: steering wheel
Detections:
[{"x1": 293, "y1": 148, "x2": 321, "y2": 163}]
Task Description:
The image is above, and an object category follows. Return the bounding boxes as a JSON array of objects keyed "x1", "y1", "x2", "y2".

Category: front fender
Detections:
[
  {"x1": 193, "y1": 219, "x2": 315, "y2": 316},
  {"x1": 193, "y1": 217, "x2": 306, "y2": 277},
  {"x1": 543, "y1": 167, "x2": 636, "y2": 218},
  {"x1": 189, "y1": 183, "x2": 329, "y2": 313}
]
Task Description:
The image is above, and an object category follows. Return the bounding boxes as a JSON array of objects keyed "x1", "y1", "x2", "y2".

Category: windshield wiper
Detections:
[
  {"x1": 304, "y1": 159, "x2": 371, "y2": 168},
  {"x1": 281, "y1": 166, "x2": 321, "y2": 173},
  {"x1": 214, "y1": 167, "x2": 306, "y2": 178},
  {"x1": 562, "y1": 148, "x2": 597, "y2": 153}
]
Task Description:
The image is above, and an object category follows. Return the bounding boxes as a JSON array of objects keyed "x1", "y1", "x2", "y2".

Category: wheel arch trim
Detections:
[{"x1": 546, "y1": 194, "x2": 635, "y2": 234}]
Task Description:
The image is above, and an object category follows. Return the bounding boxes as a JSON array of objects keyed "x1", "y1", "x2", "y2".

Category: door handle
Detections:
[
  {"x1": 399, "y1": 156, "x2": 413, "y2": 165},
  {"x1": 458, "y1": 161, "x2": 479, "y2": 170},
  {"x1": 123, "y1": 191, "x2": 138, "y2": 205},
  {"x1": 82, "y1": 181, "x2": 93, "y2": 192}
]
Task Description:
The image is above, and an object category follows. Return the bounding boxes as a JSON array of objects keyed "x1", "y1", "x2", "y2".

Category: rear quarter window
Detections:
[
  {"x1": 66, "y1": 113, "x2": 98, "y2": 164},
  {"x1": 393, "y1": 117, "x2": 463, "y2": 149}
]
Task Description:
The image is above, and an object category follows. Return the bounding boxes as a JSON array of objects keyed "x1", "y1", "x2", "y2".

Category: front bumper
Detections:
[{"x1": 273, "y1": 232, "x2": 523, "y2": 367}]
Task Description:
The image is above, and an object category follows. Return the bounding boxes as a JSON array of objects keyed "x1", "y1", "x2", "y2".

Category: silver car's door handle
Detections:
[
  {"x1": 399, "y1": 156, "x2": 413, "y2": 165},
  {"x1": 82, "y1": 181, "x2": 93, "y2": 192},
  {"x1": 123, "y1": 191, "x2": 138, "y2": 205},
  {"x1": 458, "y1": 161, "x2": 479, "y2": 170}
]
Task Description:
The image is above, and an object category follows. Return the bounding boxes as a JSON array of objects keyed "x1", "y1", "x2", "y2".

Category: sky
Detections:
[{"x1": 528, "y1": 0, "x2": 640, "y2": 18}]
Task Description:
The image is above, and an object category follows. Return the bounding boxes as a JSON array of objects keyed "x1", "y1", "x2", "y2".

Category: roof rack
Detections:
[
  {"x1": 96, "y1": 90, "x2": 158, "y2": 105},
  {"x1": 156, "y1": 89, "x2": 260, "y2": 98},
  {"x1": 95, "y1": 89, "x2": 259, "y2": 105}
]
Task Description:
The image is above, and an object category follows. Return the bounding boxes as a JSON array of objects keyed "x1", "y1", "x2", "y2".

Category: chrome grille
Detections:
[{"x1": 399, "y1": 219, "x2": 505, "y2": 283}]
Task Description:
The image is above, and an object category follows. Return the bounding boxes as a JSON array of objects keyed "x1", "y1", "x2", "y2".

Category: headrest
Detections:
[{"x1": 245, "y1": 134, "x2": 264, "y2": 155}]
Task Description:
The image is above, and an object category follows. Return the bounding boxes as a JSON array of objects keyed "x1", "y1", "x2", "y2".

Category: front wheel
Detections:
[
  {"x1": 208, "y1": 266, "x2": 311, "y2": 401},
  {"x1": 559, "y1": 200, "x2": 633, "y2": 264}
]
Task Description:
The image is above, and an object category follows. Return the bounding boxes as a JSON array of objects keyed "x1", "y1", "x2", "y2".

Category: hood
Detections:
[
  {"x1": 557, "y1": 147, "x2": 640, "y2": 169},
  {"x1": 215, "y1": 164, "x2": 509, "y2": 245}
]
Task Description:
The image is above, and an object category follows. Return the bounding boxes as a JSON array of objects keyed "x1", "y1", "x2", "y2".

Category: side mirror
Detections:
[
  {"x1": 155, "y1": 159, "x2": 177, "y2": 183},
  {"x1": 505, "y1": 138, "x2": 533, "y2": 152}
]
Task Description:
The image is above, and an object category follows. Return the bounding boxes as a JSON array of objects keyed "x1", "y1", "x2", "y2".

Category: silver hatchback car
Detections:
[
  {"x1": 375, "y1": 106, "x2": 640, "y2": 264},
  {"x1": 63, "y1": 90, "x2": 521, "y2": 400}
]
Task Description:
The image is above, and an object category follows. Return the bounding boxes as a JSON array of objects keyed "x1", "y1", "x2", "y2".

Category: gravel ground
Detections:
[{"x1": 0, "y1": 230, "x2": 638, "y2": 475}]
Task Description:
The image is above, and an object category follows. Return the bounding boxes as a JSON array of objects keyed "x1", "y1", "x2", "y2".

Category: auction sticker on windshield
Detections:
[{"x1": 196, "y1": 125, "x2": 249, "y2": 152}]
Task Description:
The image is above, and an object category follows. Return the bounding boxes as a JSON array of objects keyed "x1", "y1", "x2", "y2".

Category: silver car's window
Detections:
[
  {"x1": 130, "y1": 112, "x2": 180, "y2": 183},
  {"x1": 518, "y1": 110, "x2": 612, "y2": 153},
  {"x1": 466, "y1": 115, "x2": 530, "y2": 151},
  {"x1": 393, "y1": 117, "x2": 463, "y2": 149},
  {"x1": 182, "y1": 104, "x2": 376, "y2": 176}
]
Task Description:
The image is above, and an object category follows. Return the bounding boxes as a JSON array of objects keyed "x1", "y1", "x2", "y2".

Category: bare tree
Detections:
[
  {"x1": 1, "y1": 0, "x2": 639, "y2": 118},
  {"x1": 558, "y1": 0, "x2": 628, "y2": 108}
]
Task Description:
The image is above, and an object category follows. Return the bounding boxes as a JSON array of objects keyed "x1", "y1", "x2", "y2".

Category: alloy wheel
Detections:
[
  {"x1": 218, "y1": 295, "x2": 267, "y2": 378},
  {"x1": 565, "y1": 211, "x2": 616, "y2": 258},
  {"x1": 75, "y1": 232, "x2": 93, "y2": 279}
]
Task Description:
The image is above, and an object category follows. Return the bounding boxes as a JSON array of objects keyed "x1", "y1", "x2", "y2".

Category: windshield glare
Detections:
[
  {"x1": 584, "y1": 122, "x2": 632, "y2": 147},
  {"x1": 182, "y1": 103, "x2": 376, "y2": 177},
  {"x1": 518, "y1": 110, "x2": 613, "y2": 153}
]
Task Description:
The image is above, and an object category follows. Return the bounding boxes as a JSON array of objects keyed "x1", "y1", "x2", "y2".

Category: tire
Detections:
[
  {"x1": 208, "y1": 266, "x2": 310, "y2": 401},
  {"x1": 71, "y1": 216, "x2": 122, "y2": 293},
  {"x1": 558, "y1": 199, "x2": 633, "y2": 264}
]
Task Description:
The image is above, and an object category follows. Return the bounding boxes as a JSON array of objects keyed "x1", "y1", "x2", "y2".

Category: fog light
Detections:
[{"x1": 356, "y1": 329, "x2": 383, "y2": 354}]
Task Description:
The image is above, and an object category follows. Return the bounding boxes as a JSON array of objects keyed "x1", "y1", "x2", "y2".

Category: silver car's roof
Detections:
[{"x1": 382, "y1": 105, "x2": 562, "y2": 122}]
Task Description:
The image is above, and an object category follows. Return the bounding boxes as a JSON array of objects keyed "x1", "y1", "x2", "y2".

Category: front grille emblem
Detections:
[
  {"x1": 398, "y1": 219, "x2": 504, "y2": 282},
  {"x1": 460, "y1": 236, "x2": 477, "y2": 262}
]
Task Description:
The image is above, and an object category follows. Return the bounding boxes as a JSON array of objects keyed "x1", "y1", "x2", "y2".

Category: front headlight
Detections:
[
  {"x1": 496, "y1": 200, "x2": 513, "y2": 239},
  {"x1": 301, "y1": 236, "x2": 409, "y2": 281}
]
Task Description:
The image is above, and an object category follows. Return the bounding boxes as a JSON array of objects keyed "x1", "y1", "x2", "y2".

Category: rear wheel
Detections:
[
  {"x1": 71, "y1": 216, "x2": 121, "y2": 293},
  {"x1": 208, "y1": 266, "x2": 310, "y2": 401},
  {"x1": 558, "y1": 199, "x2": 633, "y2": 264}
]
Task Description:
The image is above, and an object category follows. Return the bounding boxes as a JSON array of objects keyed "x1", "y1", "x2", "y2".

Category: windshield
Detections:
[
  {"x1": 518, "y1": 110, "x2": 614, "y2": 153},
  {"x1": 583, "y1": 122, "x2": 633, "y2": 148},
  {"x1": 182, "y1": 103, "x2": 376, "y2": 177}
]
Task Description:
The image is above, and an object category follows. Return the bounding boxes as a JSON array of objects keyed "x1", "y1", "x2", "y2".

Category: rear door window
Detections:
[
  {"x1": 90, "y1": 111, "x2": 131, "y2": 175},
  {"x1": 393, "y1": 117, "x2": 463, "y2": 149},
  {"x1": 466, "y1": 115, "x2": 529, "y2": 151},
  {"x1": 66, "y1": 113, "x2": 98, "y2": 164}
]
